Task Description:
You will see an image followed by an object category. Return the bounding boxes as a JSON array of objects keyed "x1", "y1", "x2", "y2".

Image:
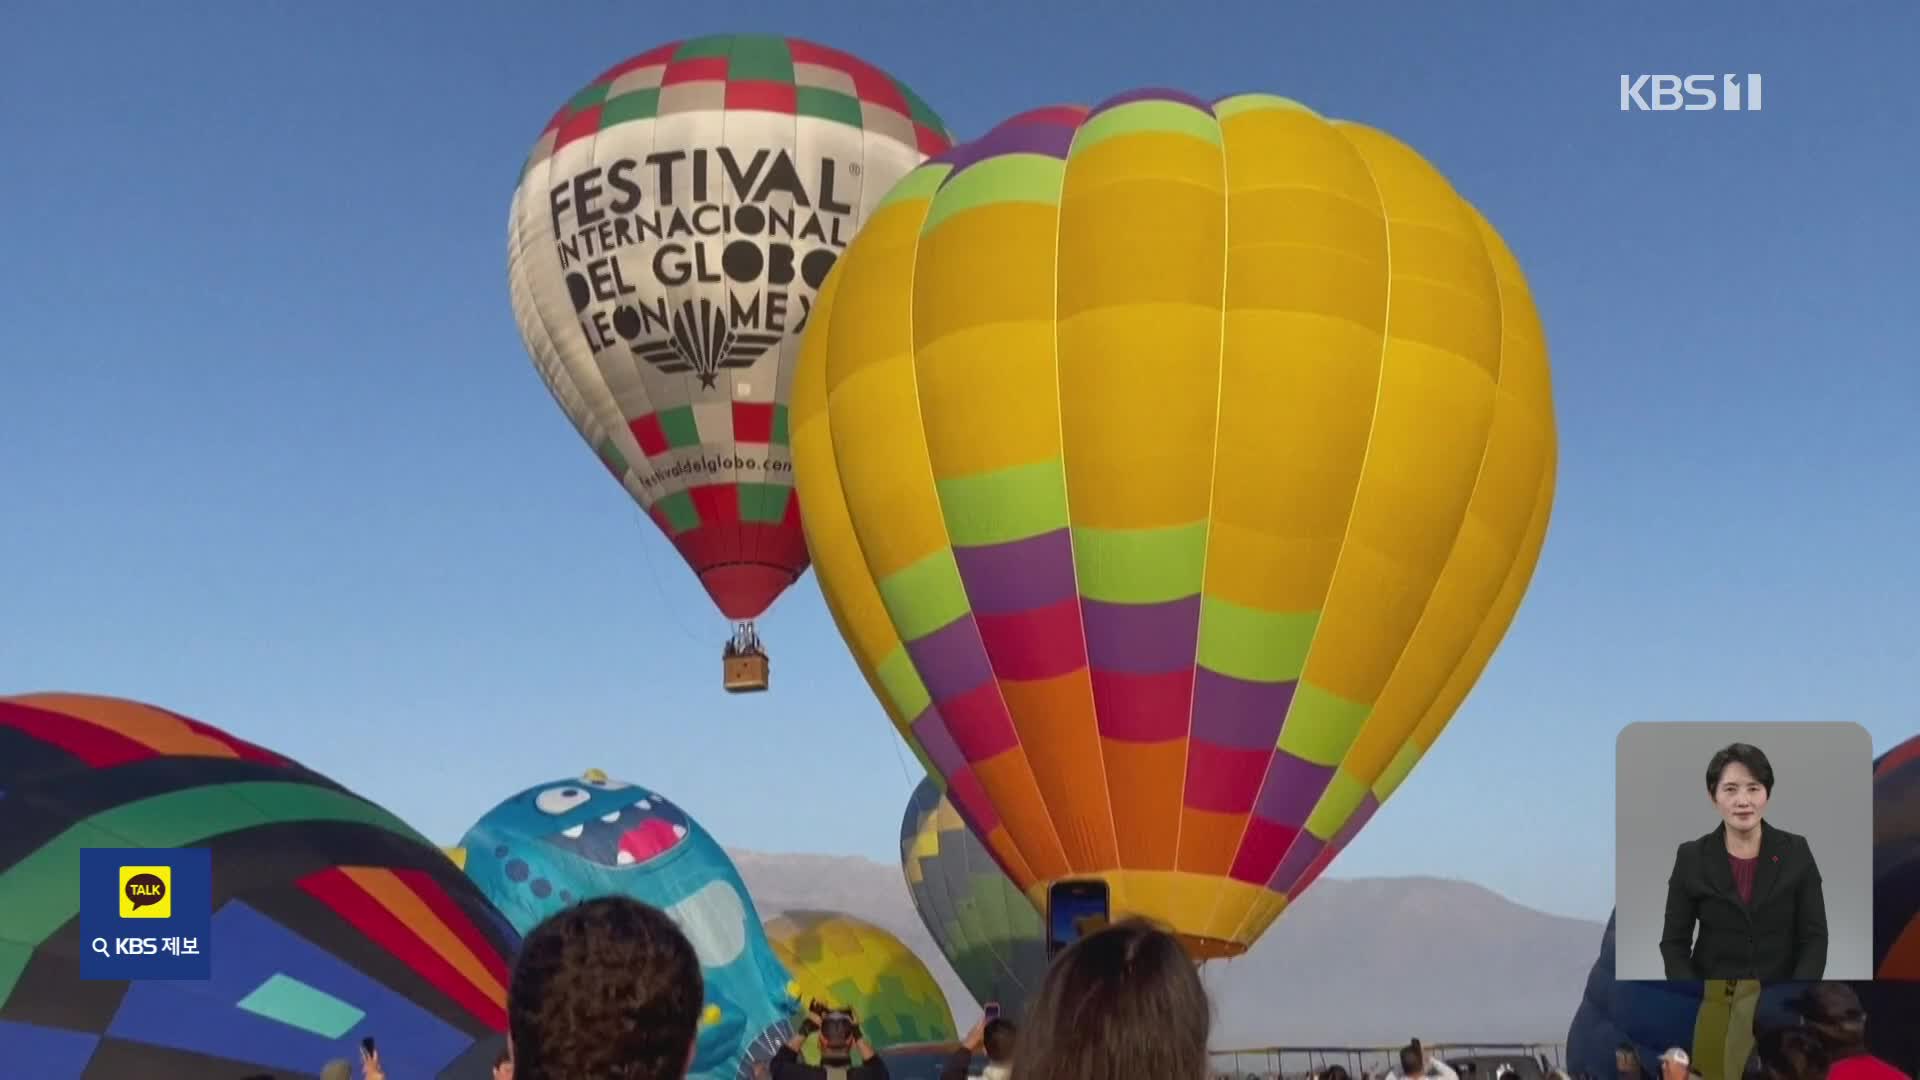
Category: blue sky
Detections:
[{"x1": 5, "y1": 2, "x2": 1915, "y2": 924}]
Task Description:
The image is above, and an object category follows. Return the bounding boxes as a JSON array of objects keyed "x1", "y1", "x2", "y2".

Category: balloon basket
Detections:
[{"x1": 723, "y1": 651, "x2": 769, "y2": 693}]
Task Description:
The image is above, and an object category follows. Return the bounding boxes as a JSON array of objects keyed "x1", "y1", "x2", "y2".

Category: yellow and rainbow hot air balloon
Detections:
[{"x1": 792, "y1": 89, "x2": 1558, "y2": 960}]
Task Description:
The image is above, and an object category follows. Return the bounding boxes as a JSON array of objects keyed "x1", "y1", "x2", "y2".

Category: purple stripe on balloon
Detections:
[
  {"x1": 1091, "y1": 86, "x2": 1214, "y2": 114},
  {"x1": 1081, "y1": 596, "x2": 1200, "y2": 674},
  {"x1": 940, "y1": 121, "x2": 1077, "y2": 177},
  {"x1": 910, "y1": 707, "x2": 967, "y2": 780},
  {"x1": 1330, "y1": 794, "x2": 1380, "y2": 849},
  {"x1": 898, "y1": 614, "x2": 990, "y2": 699},
  {"x1": 1190, "y1": 669, "x2": 1297, "y2": 750},
  {"x1": 951, "y1": 530, "x2": 1078, "y2": 616},
  {"x1": 1251, "y1": 751, "x2": 1335, "y2": 827},
  {"x1": 905, "y1": 615, "x2": 995, "y2": 702},
  {"x1": 1269, "y1": 832, "x2": 1326, "y2": 892}
]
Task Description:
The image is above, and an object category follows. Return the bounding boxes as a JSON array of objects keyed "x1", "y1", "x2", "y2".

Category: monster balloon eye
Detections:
[{"x1": 535, "y1": 787, "x2": 590, "y2": 815}]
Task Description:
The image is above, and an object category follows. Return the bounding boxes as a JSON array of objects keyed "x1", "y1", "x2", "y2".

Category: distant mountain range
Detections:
[{"x1": 730, "y1": 850, "x2": 1605, "y2": 1048}]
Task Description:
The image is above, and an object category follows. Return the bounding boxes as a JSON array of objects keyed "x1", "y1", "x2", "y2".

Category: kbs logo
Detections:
[
  {"x1": 118, "y1": 865, "x2": 171, "y2": 919},
  {"x1": 1620, "y1": 74, "x2": 1763, "y2": 111}
]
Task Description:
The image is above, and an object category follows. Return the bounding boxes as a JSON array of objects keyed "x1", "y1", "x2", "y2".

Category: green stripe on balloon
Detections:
[
  {"x1": 672, "y1": 35, "x2": 734, "y2": 61},
  {"x1": 797, "y1": 87, "x2": 864, "y2": 128},
  {"x1": 601, "y1": 90, "x2": 661, "y2": 128},
  {"x1": 1194, "y1": 599, "x2": 1318, "y2": 683},
  {"x1": 725, "y1": 34, "x2": 795, "y2": 83},
  {"x1": 653, "y1": 490, "x2": 699, "y2": 533},
  {"x1": 739, "y1": 483, "x2": 789, "y2": 524},
  {"x1": 0, "y1": 780, "x2": 431, "y2": 1010}
]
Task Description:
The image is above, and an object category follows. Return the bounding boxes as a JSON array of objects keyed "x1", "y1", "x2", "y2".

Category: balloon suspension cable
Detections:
[{"x1": 725, "y1": 620, "x2": 763, "y2": 657}]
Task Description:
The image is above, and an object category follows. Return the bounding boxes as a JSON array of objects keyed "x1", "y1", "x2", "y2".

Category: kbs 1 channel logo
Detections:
[
  {"x1": 1620, "y1": 73, "x2": 1763, "y2": 112},
  {"x1": 79, "y1": 847, "x2": 213, "y2": 980}
]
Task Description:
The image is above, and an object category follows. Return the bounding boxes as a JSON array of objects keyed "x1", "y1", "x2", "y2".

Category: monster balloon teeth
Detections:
[{"x1": 536, "y1": 789, "x2": 692, "y2": 868}]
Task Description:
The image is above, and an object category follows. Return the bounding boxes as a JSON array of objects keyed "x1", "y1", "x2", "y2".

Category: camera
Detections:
[{"x1": 805, "y1": 999, "x2": 858, "y2": 1043}]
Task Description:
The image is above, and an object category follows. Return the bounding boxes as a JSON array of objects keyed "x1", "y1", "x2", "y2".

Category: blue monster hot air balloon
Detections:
[{"x1": 451, "y1": 770, "x2": 798, "y2": 1080}]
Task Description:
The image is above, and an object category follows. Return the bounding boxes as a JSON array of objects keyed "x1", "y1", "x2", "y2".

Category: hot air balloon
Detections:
[
  {"x1": 0, "y1": 693, "x2": 516, "y2": 1079},
  {"x1": 900, "y1": 775, "x2": 1045, "y2": 1018},
  {"x1": 1568, "y1": 733, "x2": 1920, "y2": 1077},
  {"x1": 452, "y1": 771, "x2": 798, "y2": 1080},
  {"x1": 762, "y1": 910, "x2": 956, "y2": 1052},
  {"x1": 507, "y1": 33, "x2": 954, "y2": 693},
  {"x1": 1874, "y1": 734, "x2": 1920, "y2": 977},
  {"x1": 792, "y1": 90, "x2": 1558, "y2": 959}
]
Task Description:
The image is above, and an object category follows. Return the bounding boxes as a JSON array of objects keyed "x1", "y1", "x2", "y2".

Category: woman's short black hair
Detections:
[{"x1": 1706, "y1": 743, "x2": 1774, "y2": 795}]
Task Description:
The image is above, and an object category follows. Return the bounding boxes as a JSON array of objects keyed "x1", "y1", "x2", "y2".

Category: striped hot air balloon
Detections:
[
  {"x1": 0, "y1": 693, "x2": 517, "y2": 1079},
  {"x1": 506, "y1": 33, "x2": 953, "y2": 692},
  {"x1": 899, "y1": 775, "x2": 1045, "y2": 1019},
  {"x1": 793, "y1": 90, "x2": 1557, "y2": 959}
]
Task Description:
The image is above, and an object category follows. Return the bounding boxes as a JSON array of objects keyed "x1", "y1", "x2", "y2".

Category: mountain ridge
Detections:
[{"x1": 727, "y1": 849, "x2": 1603, "y2": 1046}]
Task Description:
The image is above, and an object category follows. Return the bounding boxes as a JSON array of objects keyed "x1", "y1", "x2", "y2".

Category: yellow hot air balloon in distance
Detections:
[{"x1": 792, "y1": 90, "x2": 1557, "y2": 960}]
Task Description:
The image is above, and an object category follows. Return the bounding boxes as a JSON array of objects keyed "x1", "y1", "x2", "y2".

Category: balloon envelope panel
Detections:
[
  {"x1": 507, "y1": 33, "x2": 952, "y2": 622},
  {"x1": 764, "y1": 909, "x2": 957, "y2": 1052},
  {"x1": 0, "y1": 693, "x2": 515, "y2": 1080},
  {"x1": 899, "y1": 776, "x2": 1045, "y2": 1018},
  {"x1": 792, "y1": 90, "x2": 1557, "y2": 957},
  {"x1": 456, "y1": 772, "x2": 797, "y2": 1080}
]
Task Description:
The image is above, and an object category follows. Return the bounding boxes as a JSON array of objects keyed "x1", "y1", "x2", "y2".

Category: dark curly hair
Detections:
[{"x1": 507, "y1": 896, "x2": 704, "y2": 1080}]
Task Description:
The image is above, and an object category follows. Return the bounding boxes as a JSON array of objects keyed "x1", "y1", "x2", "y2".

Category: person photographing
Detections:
[
  {"x1": 940, "y1": 1009, "x2": 1014, "y2": 1080},
  {"x1": 770, "y1": 1000, "x2": 887, "y2": 1080}
]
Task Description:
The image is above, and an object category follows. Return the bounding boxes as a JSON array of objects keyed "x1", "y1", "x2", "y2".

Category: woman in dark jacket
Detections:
[{"x1": 1660, "y1": 743, "x2": 1827, "y2": 980}]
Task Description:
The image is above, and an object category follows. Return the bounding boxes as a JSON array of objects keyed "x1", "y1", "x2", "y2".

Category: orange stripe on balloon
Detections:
[
  {"x1": 391, "y1": 867, "x2": 511, "y2": 993},
  {"x1": 299, "y1": 867, "x2": 506, "y2": 1030},
  {"x1": 8, "y1": 692, "x2": 261, "y2": 761},
  {"x1": 338, "y1": 866, "x2": 507, "y2": 1005},
  {"x1": 1876, "y1": 737, "x2": 1920, "y2": 779},
  {"x1": 1879, "y1": 915, "x2": 1920, "y2": 979}
]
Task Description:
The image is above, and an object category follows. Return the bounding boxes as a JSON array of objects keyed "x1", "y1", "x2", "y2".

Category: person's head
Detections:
[
  {"x1": 1401, "y1": 1046, "x2": 1425, "y2": 1076},
  {"x1": 492, "y1": 1045, "x2": 513, "y2": 1080},
  {"x1": 1754, "y1": 1025, "x2": 1827, "y2": 1080},
  {"x1": 507, "y1": 895, "x2": 704, "y2": 1080},
  {"x1": 984, "y1": 1018, "x2": 1017, "y2": 1064},
  {"x1": 1616, "y1": 1044, "x2": 1642, "y2": 1076},
  {"x1": 1015, "y1": 917, "x2": 1210, "y2": 1080},
  {"x1": 320, "y1": 1063, "x2": 352, "y2": 1080},
  {"x1": 1706, "y1": 744, "x2": 1774, "y2": 835},
  {"x1": 1787, "y1": 982, "x2": 1869, "y2": 1052},
  {"x1": 816, "y1": 1008, "x2": 858, "y2": 1064},
  {"x1": 1659, "y1": 1047, "x2": 1690, "y2": 1080},
  {"x1": 1325, "y1": 1066, "x2": 1352, "y2": 1080}
]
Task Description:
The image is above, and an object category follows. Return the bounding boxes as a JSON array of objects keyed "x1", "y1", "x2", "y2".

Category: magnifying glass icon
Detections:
[{"x1": 90, "y1": 937, "x2": 110, "y2": 957}]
